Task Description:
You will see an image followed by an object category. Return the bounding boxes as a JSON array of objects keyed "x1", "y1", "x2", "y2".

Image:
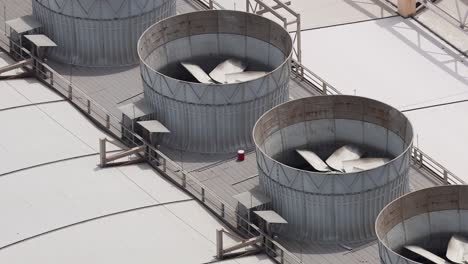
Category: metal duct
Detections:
[
  {"x1": 32, "y1": 0, "x2": 176, "y2": 66},
  {"x1": 253, "y1": 95, "x2": 414, "y2": 242},
  {"x1": 376, "y1": 186, "x2": 468, "y2": 264},
  {"x1": 138, "y1": 10, "x2": 292, "y2": 153}
]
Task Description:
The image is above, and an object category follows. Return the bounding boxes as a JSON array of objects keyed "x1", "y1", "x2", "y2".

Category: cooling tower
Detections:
[
  {"x1": 253, "y1": 95, "x2": 413, "y2": 241},
  {"x1": 376, "y1": 185, "x2": 468, "y2": 264},
  {"x1": 138, "y1": 10, "x2": 292, "y2": 153},
  {"x1": 33, "y1": 0, "x2": 176, "y2": 66}
]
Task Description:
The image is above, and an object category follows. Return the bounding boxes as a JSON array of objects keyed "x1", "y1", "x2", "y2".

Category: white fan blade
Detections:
[
  {"x1": 325, "y1": 145, "x2": 363, "y2": 172},
  {"x1": 342, "y1": 158, "x2": 390, "y2": 172},
  {"x1": 209, "y1": 59, "x2": 247, "y2": 83},
  {"x1": 296, "y1": 150, "x2": 331, "y2": 172},
  {"x1": 447, "y1": 235, "x2": 468, "y2": 264},
  {"x1": 181, "y1": 62, "x2": 214, "y2": 84},
  {"x1": 225, "y1": 71, "x2": 267, "y2": 83},
  {"x1": 405, "y1": 245, "x2": 449, "y2": 264}
]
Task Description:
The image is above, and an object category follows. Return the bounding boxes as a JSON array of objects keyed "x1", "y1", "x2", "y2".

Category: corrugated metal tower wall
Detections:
[
  {"x1": 32, "y1": 0, "x2": 176, "y2": 66},
  {"x1": 138, "y1": 10, "x2": 292, "y2": 153},
  {"x1": 376, "y1": 186, "x2": 468, "y2": 264},
  {"x1": 253, "y1": 95, "x2": 414, "y2": 242}
]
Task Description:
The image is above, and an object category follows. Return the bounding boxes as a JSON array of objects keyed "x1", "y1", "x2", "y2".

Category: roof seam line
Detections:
[
  {"x1": 0, "y1": 198, "x2": 194, "y2": 251},
  {"x1": 0, "y1": 150, "x2": 120, "y2": 178},
  {"x1": 0, "y1": 99, "x2": 65, "y2": 112}
]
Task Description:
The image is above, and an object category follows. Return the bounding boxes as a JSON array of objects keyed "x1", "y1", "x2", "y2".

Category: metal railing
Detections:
[
  {"x1": 291, "y1": 59, "x2": 342, "y2": 95},
  {"x1": 199, "y1": 0, "x2": 302, "y2": 64},
  {"x1": 196, "y1": 0, "x2": 225, "y2": 10},
  {"x1": 412, "y1": 146, "x2": 466, "y2": 185}
]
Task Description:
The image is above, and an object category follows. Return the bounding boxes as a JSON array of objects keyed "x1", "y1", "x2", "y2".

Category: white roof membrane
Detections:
[
  {"x1": 0, "y1": 67, "x2": 273, "y2": 263},
  {"x1": 300, "y1": 16, "x2": 468, "y2": 181},
  {"x1": 0, "y1": 101, "x2": 121, "y2": 175},
  {"x1": 0, "y1": 200, "x2": 252, "y2": 264}
]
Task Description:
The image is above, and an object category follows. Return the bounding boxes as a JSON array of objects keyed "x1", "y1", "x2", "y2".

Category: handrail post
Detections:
[
  {"x1": 182, "y1": 172, "x2": 187, "y2": 188},
  {"x1": 49, "y1": 70, "x2": 54, "y2": 86},
  {"x1": 280, "y1": 248, "x2": 284, "y2": 264},
  {"x1": 106, "y1": 114, "x2": 110, "y2": 129},
  {"x1": 201, "y1": 188, "x2": 205, "y2": 203},
  {"x1": 87, "y1": 99, "x2": 91, "y2": 114},
  {"x1": 209, "y1": 0, "x2": 213, "y2": 9},
  {"x1": 221, "y1": 203, "x2": 225, "y2": 218},
  {"x1": 443, "y1": 170, "x2": 449, "y2": 185},
  {"x1": 322, "y1": 82, "x2": 327, "y2": 95},
  {"x1": 68, "y1": 84, "x2": 72, "y2": 100},
  {"x1": 419, "y1": 152, "x2": 424, "y2": 167},
  {"x1": 162, "y1": 158, "x2": 167, "y2": 172}
]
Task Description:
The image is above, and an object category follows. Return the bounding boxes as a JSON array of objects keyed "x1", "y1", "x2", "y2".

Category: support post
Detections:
[
  {"x1": 398, "y1": 0, "x2": 416, "y2": 17},
  {"x1": 296, "y1": 13, "x2": 302, "y2": 64},
  {"x1": 99, "y1": 138, "x2": 106, "y2": 167},
  {"x1": 443, "y1": 171, "x2": 448, "y2": 185},
  {"x1": 216, "y1": 229, "x2": 223, "y2": 259},
  {"x1": 221, "y1": 203, "x2": 225, "y2": 218}
]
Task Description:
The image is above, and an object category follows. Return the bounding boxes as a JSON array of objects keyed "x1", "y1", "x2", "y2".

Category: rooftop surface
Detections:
[
  {"x1": 0, "y1": 53, "x2": 273, "y2": 264},
  {"x1": 0, "y1": 0, "x2": 466, "y2": 263},
  {"x1": 300, "y1": 15, "x2": 468, "y2": 180}
]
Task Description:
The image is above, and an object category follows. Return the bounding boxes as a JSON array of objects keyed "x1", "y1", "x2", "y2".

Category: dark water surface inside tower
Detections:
[
  {"x1": 274, "y1": 142, "x2": 395, "y2": 172},
  {"x1": 158, "y1": 56, "x2": 273, "y2": 83},
  {"x1": 398, "y1": 233, "x2": 468, "y2": 264}
]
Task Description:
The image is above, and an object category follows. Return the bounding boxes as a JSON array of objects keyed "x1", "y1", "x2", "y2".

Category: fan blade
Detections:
[
  {"x1": 181, "y1": 62, "x2": 215, "y2": 84},
  {"x1": 326, "y1": 145, "x2": 363, "y2": 172},
  {"x1": 447, "y1": 235, "x2": 468, "y2": 264},
  {"x1": 209, "y1": 59, "x2": 247, "y2": 83},
  {"x1": 296, "y1": 150, "x2": 331, "y2": 172},
  {"x1": 405, "y1": 245, "x2": 449, "y2": 264},
  {"x1": 342, "y1": 158, "x2": 390, "y2": 172},
  {"x1": 225, "y1": 71, "x2": 267, "y2": 83}
]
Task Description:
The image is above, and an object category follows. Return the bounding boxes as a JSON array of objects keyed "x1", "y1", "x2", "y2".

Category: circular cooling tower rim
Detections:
[
  {"x1": 137, "y1": 9, "x2": 293, "y2": 85},
  {"x1": 253, "y1": 95, "x2": 413, "y2": 241},
  {"x1": 375, "y1": 185, "x2": 468, "y2": 264},
  {"x1": 252, "y1": 95, "x2": 414, "y2": 175},
  {"x1": 33, "y1": 0, "x2": 169, "y2": 19}
]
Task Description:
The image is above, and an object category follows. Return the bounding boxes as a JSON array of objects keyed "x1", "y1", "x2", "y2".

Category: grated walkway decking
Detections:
[{"x1": 161, "y1": 147, "x2": 442, "y2": 209}]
